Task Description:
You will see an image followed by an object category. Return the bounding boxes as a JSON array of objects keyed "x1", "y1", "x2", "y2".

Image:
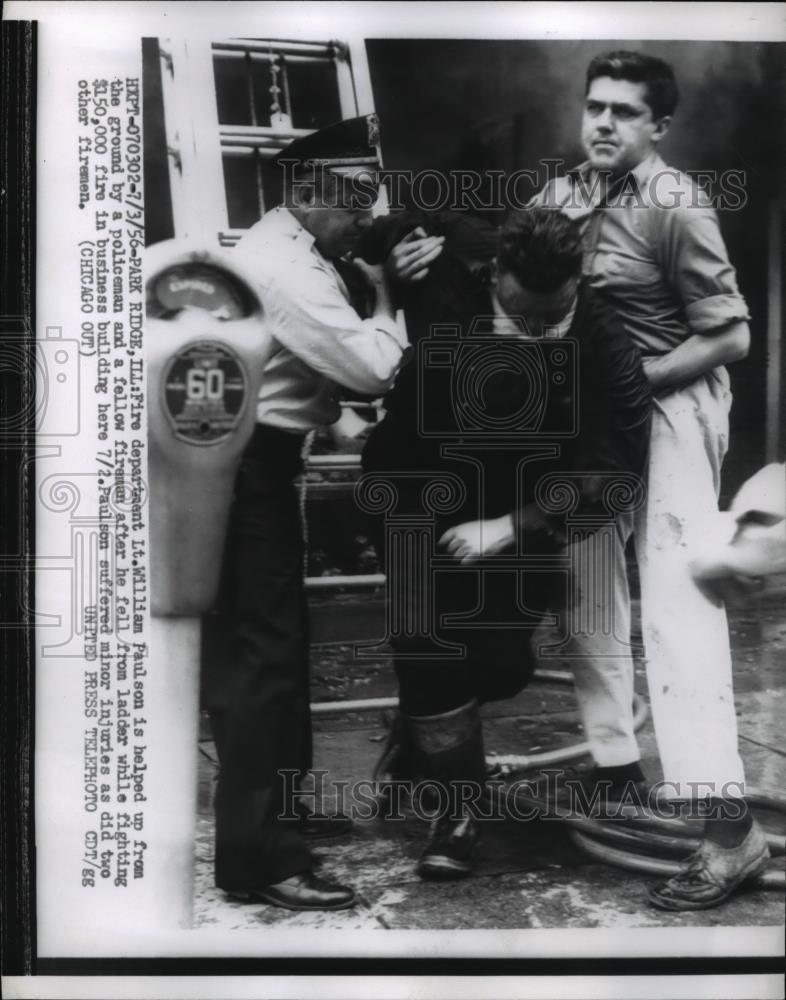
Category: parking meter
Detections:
[
  {"x1": 147, "y1": 241, "x2": 272, "y2": 615},
  {"x1": 143, "y1": 240, "x2": 272, "y2": 928}
]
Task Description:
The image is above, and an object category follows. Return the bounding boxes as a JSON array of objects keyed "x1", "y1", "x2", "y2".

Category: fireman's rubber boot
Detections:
[{"x1": 407, "y1": 700, "x2": 486, "y2": 880}]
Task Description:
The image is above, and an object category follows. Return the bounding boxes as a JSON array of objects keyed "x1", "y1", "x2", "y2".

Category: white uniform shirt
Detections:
[
  {"x1": 237, "y1": 207, "x2": 409, "y2": 432},
  {"x1": 490, "y1": 290, "x2": 577, "y2": 339}
]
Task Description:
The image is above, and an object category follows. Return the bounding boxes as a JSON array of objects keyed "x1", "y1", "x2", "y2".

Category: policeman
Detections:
[{"x1": 203, "y1": 115, "x2": 409, "y2": 911}]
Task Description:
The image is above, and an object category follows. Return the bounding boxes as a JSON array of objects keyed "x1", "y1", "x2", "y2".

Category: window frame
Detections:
[{"x1": 157, "y1": 35, "x2": 374, "y2": 244}]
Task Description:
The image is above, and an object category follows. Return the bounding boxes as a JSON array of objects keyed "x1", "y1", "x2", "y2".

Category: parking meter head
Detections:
[{"x1": 144, "y1": 241, "x2": 272, "y2": 616}]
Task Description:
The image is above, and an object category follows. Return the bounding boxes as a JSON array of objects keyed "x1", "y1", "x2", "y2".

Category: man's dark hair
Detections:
[
  {"x1": 497, "y1": 208, "x2": 583, "y2": 293},
  {"x1": 586, "y1": 50, "x2": 679, "y2": 120}
]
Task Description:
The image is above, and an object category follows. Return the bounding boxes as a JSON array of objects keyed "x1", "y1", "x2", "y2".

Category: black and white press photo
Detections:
[{"x1": 1, "y1": 2, "x2": 784, "y2": 999}]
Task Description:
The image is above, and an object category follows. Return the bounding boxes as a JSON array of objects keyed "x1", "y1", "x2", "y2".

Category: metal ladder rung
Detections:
[
  {"x1": 306, "y1": 573, "x2": 385, "y2": 590},
  {"x1": 306, "y1": 454, "x2": 361, "y2": 471}
]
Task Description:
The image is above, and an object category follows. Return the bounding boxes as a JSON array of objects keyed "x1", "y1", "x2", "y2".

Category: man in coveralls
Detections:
[
  {"x1": 360, "y1": 206, "x2": 652, "y2": 879},
  {"x1": 531, "y1": 50, "x2": 769, "y2": 909},
  {"x1": 203, "y1": 116, "x2": 409, "y2": 910}
]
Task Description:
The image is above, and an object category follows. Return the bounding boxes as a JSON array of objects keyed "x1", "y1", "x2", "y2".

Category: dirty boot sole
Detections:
[{"x1": 416, "y1": 854, "x2": 473, "y2": 880}]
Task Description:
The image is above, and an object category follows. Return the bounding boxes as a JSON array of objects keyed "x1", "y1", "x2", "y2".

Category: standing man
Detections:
[
  {"x1": 532, "y1": 50, "x2": 769, "y2": 909},
  {"x1": 204, "y1": 116, "x2": 409, "y2": 911}
]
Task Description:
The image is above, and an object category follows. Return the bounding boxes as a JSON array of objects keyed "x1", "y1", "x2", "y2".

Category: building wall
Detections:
[
  {"x1": 365, "y1": 39, "x2": 786, "y2": 488},
  {"x1": 142, "y1": 38, "x2": 786, "y2": 489},
  {"x1": 142, "y1": 38, "x2": 174, "y2": 246}
]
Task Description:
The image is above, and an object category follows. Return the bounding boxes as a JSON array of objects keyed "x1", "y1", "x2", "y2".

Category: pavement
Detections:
[{"x1": 193, "y1": 580, "x2": 786, "y2": 932}]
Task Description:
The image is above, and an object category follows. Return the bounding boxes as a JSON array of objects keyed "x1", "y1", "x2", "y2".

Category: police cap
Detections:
[{"x1": 270, "y1": 113, "x2": 382, "y2": 176}]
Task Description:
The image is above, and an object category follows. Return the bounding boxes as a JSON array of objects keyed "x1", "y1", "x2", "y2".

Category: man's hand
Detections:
[
  {"x1": 439, "y1": 515, "x2": 515, "y2": 563},
  {"x1": 386, "y1": 227, "x2": 445, "y2": 284},
  {"x1": 351, "y1": 257, "x2": 388, "y2": 292},
  {"x1": 352, "y1": 257, "x2": 395, "y2": 318}
]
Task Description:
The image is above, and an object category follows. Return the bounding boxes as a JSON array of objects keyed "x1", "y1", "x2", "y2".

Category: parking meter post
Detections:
[{"x1": 145, "y1": 242, "x2": 270, "y2": 928}]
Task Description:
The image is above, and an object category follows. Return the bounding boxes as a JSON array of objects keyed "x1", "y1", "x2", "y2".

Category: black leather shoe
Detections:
[{"x1": 229, "y1": 871, "x2": 357, "y2": 911}]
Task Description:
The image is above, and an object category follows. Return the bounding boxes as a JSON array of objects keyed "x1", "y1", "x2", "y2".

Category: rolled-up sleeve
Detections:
[
  {"x1": 656, "y1": 202, "x2": 750, "y2": 334},
  {"x1": 261, "y1": 257, "x2": 410, "y2": 396}
]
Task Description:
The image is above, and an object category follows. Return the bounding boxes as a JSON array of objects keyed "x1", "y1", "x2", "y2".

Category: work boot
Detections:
[
  {"x1": 407, "y1": 700, "x2": 486, "y2": 880},
  {"x1": 576, "y1": 761, "x2": 651, "y2": 816},
  {"x1": 418, "y1": 813, "x2": 480, "y2": 879},
  {"x1": 649, "y1": 819, "x2": 770, "y2": 911}
]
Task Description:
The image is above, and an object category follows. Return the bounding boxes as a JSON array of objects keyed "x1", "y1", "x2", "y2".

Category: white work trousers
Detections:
[{"x1": 558, "y1": 369, "x2": 747, "y2": 797}]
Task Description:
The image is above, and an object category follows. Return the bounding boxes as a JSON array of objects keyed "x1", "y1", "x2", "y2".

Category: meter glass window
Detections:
[{"x1": 148, "y1": 264, "x2": 254, "y2": 320}]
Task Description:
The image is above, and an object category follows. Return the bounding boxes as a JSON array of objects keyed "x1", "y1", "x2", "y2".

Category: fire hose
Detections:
[
  {"x1": 305, "y1": 452, "x2": 786, "y2": 891},
  {"x1": 504, "y1": 784, "x2": 786, "y2": 891},
  {"x1": 314, "y1": 668, "x2": 786, "y2": 891},
  {"x1": 489, "y1": 673, "x2": 786, "y2": 892}
]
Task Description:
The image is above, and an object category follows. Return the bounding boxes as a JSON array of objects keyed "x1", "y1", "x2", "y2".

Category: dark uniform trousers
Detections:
[
  {"x1": 202, "y1": 424, "x2": 313, "y2": 890},
  {"x1": 361, "y1": 415, "x2": 564, "y2": 718}
]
